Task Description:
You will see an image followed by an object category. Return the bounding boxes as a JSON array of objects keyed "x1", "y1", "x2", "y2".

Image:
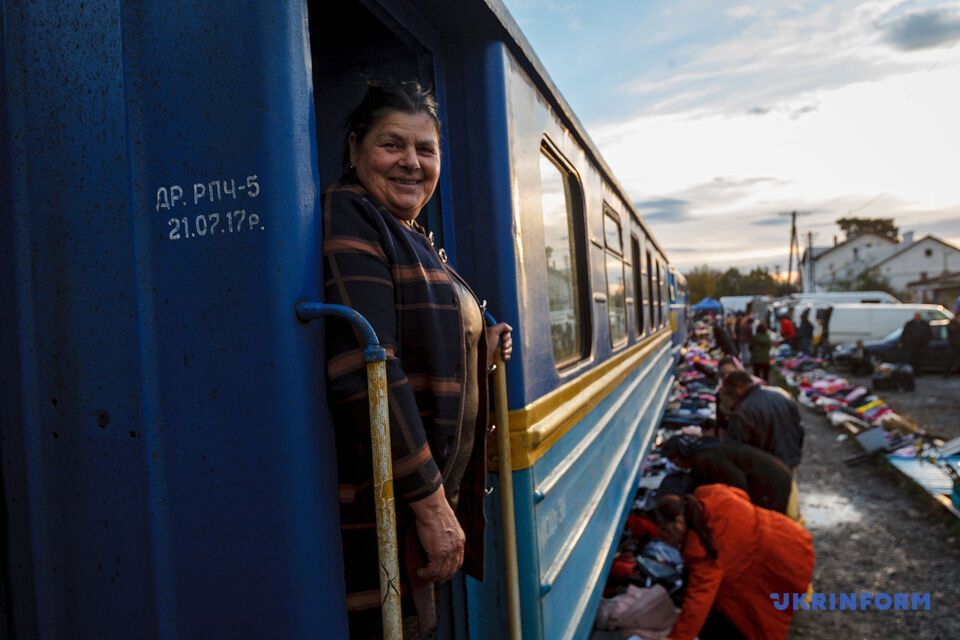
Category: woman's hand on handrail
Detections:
[
  {"x1": 486, "y1": 322, "x2": 513, "y2": 369},
  {"x1": 409, "y1": 486, "x2": 465, "y2": 583}
]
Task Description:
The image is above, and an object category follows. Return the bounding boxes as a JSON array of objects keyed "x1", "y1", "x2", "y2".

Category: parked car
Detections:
[
  {"x1": 824, "y1": 303, "x2": 953, "y2": 345},
  {"x1": 834, "y1": 319, "x2": 956, "y2": 372}
]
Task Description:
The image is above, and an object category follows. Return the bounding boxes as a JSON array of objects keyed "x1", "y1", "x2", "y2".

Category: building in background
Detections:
[
  {"x1": 906, "y1": 271, "x2": 960, "y2": 307},
  {"x1": 800, "y1": 231, "x2": 960, "y2": 297}
]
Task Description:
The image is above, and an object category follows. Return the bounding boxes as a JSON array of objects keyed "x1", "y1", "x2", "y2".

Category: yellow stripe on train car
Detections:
[{"x1": 505, "y1": 331, "x2": 672, "y2": 470}]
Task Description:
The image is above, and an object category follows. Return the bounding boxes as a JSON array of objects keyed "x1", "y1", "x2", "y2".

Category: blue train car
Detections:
[
  {"x1": 669, "y1": 267, "x2": 691, "y2": 358},
  {"x1": 0, "y1": 1, "x2": 678, "y2": 638}
]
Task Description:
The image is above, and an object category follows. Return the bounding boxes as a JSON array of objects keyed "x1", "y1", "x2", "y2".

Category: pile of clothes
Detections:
[
  {"x1": 775, "y1": 352, "x2": 922, "y2": 451},
  {"x1": 593, "y1": 320, "x2": 726, "y2": 639},
  {"x1": 774, "y1": 349, "x2": 960, "y2": 510}
]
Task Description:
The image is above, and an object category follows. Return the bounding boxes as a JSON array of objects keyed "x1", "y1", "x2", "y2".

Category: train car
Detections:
[
  {"x1": 0, "y1": 1, "x2": 678, "y2": 638},
  {"x1": 668, "y1": 267, "x2": 691, "y2": 359}
]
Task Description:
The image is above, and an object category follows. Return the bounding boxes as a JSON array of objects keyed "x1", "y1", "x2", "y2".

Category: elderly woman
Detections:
[
  {"x1": 323, "y1": 81, "x2": 512, "y2": 637},
  {"x1": 655, "y1": 485, "x2": 814, "y2": 640}
]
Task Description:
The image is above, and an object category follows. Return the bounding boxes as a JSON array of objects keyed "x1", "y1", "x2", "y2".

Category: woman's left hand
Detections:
[{"x1": 486, "y1": 322, "x2": 513, "y2": 369}]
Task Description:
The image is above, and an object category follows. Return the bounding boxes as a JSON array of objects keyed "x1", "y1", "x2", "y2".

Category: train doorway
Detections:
[
  {"x1": 307, "y1": 0, "x2": 445, "y2": 238},
  {"x1": 305, "y1": 1, "x2": 464, "y2": 637}
]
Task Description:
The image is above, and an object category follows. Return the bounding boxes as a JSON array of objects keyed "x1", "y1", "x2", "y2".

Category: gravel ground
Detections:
[{"x1": 788, "y1": 387, "x2": 960, "y2": 639}]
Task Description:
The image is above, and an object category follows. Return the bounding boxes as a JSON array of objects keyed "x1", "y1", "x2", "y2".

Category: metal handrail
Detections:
[
  {"x1": 492, "y1": 348, "x2": 523, "y2": 640},
  {"x1": 296, "y1": 302, "x2": 402, "y2": 640}
]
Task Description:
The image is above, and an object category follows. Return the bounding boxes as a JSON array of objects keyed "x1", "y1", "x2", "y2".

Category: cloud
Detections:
[
  {"x1": 883, "y1": 8, "x2": 960, "y2": 51},
  {"x1": 790, "y1": 103, "x2": 819, "y2": 119},
  {"x1": 751, "y1": 217, "x2": 793, "y2": 227},
  {"x1": 634, "y1": 197, "x2": 691, "y2": 222},
  {"x1": 613, "y1": 1, "x2": 932, "y2": 119}
]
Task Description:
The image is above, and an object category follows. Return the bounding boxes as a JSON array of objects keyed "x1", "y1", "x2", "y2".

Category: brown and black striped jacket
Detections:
[{"x1": 323, "y1": 182, "x2": 489, "y2": 611}]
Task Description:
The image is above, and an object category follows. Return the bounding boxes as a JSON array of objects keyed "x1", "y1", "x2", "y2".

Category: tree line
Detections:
[
  {"x1": 683, "y1": 218, "x2": 902, "y2": 303},
  {"x1": 684, "y1": 265, "x2": 797, "y2": 303}
]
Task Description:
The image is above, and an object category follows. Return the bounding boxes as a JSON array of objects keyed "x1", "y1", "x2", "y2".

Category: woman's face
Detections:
[
  {"x1": 659, "y1": 515, "x2": 687, "y2": 548},
  {"x1": 349, "y1": 111, "x2": 440, "y2": 222}
]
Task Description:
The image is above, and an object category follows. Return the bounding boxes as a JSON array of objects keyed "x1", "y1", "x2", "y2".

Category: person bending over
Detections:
[
  {"x1": 655, "y1": 485, "x2": 814, "y2": 640},
  {"x1": 723, "y1": 371, "x2": 804, "y2": 471}
]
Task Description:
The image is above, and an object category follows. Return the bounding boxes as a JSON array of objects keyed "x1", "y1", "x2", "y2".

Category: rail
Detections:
[{"x1": 295, "y1": 302, "x2": 401, "y2": 640}]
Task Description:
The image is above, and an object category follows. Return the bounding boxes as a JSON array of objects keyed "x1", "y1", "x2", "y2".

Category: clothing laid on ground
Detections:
[
  {"x1": 727, "y1": 384, "x2": 804, "y2": 468},
  {"x1": 669, "y1": 485, "x2": 815, "y2": 640}
]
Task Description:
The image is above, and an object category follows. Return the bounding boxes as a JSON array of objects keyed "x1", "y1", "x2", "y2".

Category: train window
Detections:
[
  {"x1": 603, "y1": 208, "x2": 627, "y2": 347},
  {"x1": 656, "y1": 261, "x2": 663, "y2": 327},
  {"x1": 646, "y1": 250, "x2": 655, "y2": 332},
  {"x1": 539, "y1": 145, "x2": 588, "y2": 366},
  {"x1": 631, "y1": 236, "x2": 644, "y2": 337}
]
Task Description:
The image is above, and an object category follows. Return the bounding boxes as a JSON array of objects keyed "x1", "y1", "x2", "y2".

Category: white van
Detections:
[
  {"x1": 826, "y1": 303, "x2": 954, "y2": 345},
  {"x1": 720, "y1": 295, "x2": 771, "y2": 317},
  {"x1": 791, "y1": 291, "x2": 900, "y2": 304}
]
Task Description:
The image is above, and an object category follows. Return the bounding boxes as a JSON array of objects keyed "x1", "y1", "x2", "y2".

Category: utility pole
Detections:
[
  {"x1": 806, "y1": 231, "x2": 816, "y2": 292},
  {"x1": 778, "y1": 210, "x2": 810, "y2": 290}
]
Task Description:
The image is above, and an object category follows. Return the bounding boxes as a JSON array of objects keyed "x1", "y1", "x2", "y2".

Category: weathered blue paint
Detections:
[
  {"x1": 0, "y1": 1, "x2": 346, "y2": 637},
  {"x1": 296, "y1": 302, "x2": 386, "y2": 363}
]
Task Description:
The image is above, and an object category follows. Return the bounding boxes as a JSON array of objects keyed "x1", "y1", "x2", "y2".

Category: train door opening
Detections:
[
  {"x1": 305, "y1": 2, "x2": 465, "y2": 637},
  {"x1": 307, "y1": 0, "x2": 445, "y2": 238}
]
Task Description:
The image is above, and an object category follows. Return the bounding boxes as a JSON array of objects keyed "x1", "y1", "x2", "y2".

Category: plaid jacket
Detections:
[{"x1": 323, "y1": 182, "x2": 489, "y2": 611}]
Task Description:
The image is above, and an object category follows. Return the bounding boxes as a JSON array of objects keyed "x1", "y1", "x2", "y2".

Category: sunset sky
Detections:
[{"x1": 501, "y1": 0, "x2": 960, "y2": 273}]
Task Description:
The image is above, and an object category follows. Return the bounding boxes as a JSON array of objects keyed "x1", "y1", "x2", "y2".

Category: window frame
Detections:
[
  {"x1": 602, "y1": 205, "x2": 628, "y2": 349},
  {"x1": 655, "y1": 259, "x2": 663, "y2": 327},
  {"x1": 646, "y1": 249, "x2": 655, "y2": 334},
  {"x1": 631, "y1": 235, "x2": 644, "y2": 338},
  {"x1": 538, "y1": 139, "x2": 592, "y2": 370}
]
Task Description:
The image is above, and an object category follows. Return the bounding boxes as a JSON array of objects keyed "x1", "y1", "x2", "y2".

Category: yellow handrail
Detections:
[
  {"x1": 293, "y1": 303, "x2": 402, "y2": 639},
  {"x1": 366, "y1": 359, "x2": 403, "y2": 640},
  {"x1": 493, "y1": 350, "x2": 523, "y2": 640}
]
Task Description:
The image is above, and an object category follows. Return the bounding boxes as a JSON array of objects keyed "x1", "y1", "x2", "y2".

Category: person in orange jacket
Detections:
[
  {"x1": 778, "y1": 314, "x2": 797, "y2": 349},
  {"x1": 655, "y1": 484, "x2": 814, "y2": 640}
]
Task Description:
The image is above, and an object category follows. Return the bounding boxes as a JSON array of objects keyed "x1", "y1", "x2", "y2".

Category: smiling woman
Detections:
[
  {"x1": 348, "y1": 110, "x2": 441, "y2": 222},
  {"x1": 323, "y1": 80, "x2": 512, "y2": 639}
]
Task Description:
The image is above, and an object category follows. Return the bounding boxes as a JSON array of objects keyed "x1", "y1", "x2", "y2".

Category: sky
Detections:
[{"x1": 500, "y1": 0, "x2": 960, "y2": 274}]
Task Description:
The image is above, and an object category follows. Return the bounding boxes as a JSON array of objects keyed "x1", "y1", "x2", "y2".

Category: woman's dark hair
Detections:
[
  {"x1": 757, "y1": 322, "x2": 768, "y2": 334},
  {"x1": 341, "y1": 79, "x2": 441, "y2": 172},
  {"x1": 717, "y1": 355, "x2": 738, "y2": 369},
  {"x1": 800, "y1": 309, "x2": 809, "y2": 322},
  {"x1": 655, "y1": 494, "x2": 718, "y2": 561},
  {"x1": 724, "y1": 370, "x2": 754, "y2": 388}
]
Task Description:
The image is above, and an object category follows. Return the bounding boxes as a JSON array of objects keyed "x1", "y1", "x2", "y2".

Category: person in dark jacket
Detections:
[
  {"x1": 749, "y1": 323, "x2": 772, "y2": 382},
  {"x1": 660, "y1": 435, "x2": 794, "y2": 514},
  {"x1": 724, "y1": 371, "x2": 804, "y2": 470},
  {"x1": 945, "y1": 316, "x2": 960, "y2": 378},
  {"x1": 737, "y1": 308, "x2": 754, "y2": 365},
  {"x1": 713, "y1": 316, "x2": 737, "y2": 356},
  {"x1": 899, "y1": 312, "x2": 932, "y2": 376},
  {"x1": 796, "y1": 309, "x2": 814, "y2": 355}
]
